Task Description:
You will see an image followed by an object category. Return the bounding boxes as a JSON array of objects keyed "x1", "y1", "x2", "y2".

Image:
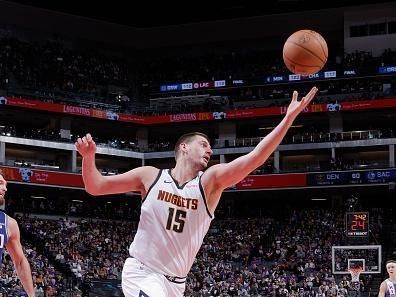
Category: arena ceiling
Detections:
[{"x1": 4, "y1": 0, "x2": 396, "y2": 28}]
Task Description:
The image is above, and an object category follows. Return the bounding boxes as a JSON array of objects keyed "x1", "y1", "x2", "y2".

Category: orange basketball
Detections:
[{"x1": 283, "y1": 29, "x2": 328, "y2": 75}]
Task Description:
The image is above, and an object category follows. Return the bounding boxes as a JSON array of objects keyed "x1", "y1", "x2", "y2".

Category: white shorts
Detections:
[{"x1": 122, "y1": 257, "x2": 186, "y2": 297}]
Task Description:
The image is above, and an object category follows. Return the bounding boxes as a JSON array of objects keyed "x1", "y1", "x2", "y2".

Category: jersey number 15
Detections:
[{"x1": 166, "y1": 207, "x2": 186, "y2": 233}]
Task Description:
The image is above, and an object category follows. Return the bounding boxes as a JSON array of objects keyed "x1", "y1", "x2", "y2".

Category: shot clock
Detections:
[{"x1": 345, "y1": 212, "x2": 369, "y2": 237}]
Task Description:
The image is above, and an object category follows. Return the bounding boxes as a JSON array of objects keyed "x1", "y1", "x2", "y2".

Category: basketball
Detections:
[{"x1": 283, "y1": 29, "x2": 328, "y2": 75}]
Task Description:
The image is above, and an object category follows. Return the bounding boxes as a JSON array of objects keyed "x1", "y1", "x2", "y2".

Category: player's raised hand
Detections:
[
  {"x1": 75, "y1": 133, "x2": 97, "y2": 158},
  {"x1": 286, "y1": 86, "x2": 318, "y2": 120}
]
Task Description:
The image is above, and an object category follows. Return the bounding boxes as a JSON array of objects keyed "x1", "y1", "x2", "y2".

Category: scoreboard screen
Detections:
[{"x1": 345, "y1": 212, "x2": 369, "y2": 237}]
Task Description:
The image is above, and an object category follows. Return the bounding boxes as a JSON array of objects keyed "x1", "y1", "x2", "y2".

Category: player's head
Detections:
[
  {"x1": 174, "y1": 132, "x2": 212, "y2": 168},
  {"x1": 386, "y1": 259, "x2": 396, "y2": 275},
  {"x1": 0, "y1": 170, "x2": 7, "y2": 207}
]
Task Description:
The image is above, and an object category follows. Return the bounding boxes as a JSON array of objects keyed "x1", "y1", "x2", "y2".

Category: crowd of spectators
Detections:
[
  {"x1": 8, "y1": 197, "x2": 139, "y2": 221},
  {"x1": 0, "y1": 36, "x2": 132, "y2": 111},
  {"x1": 139, "y1": 47, "x2": 396, "y2": 114},
  {"x1": 0, "y1": 12, "x2": 395, "y2": 297},
  {"x1": 1, "y1": 124, "x2": 393, "y2": 175},
  {"x1": 20, "y1": 217, "x2": 131, "y2": 284},
  {"x1": 139, "y1": 45, "x2": 381, "y2": 86},
  {"x1": 1, "y1": 241, "x2": 67, "y2": 296},
  {"x1": 2, "y1": 124, "x2": 394, "y2": 152},
  {"x1": 215, "y1": 129, "x2": 392, "y2": 148},
  {"x1": 1, "y1": 31, "x2": 396, "y2": 116},
  {"x1": 1, "y1": 207, "x2": 382, "y2": 297}
]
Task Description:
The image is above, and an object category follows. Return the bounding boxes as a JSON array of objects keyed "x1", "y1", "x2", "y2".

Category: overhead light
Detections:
[
  {"x1": 31, "y1": 164, "x2": 60, "y2": 170},
  {"x1": 72, "y1": 200, "x2": 83, "y2": 203},
  {"x1": 311, "y1": 198, "x2": 327, "y2": 201},
  {"x1": 259, "y1": 124, "x2": 303, "y2": 130},
  {"x1": 31, "y1": 195, "x2": 46, "y2": 199}
]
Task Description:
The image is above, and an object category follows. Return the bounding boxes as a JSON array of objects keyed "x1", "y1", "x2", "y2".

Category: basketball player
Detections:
[
  {"x1": 76, "y1": 87, "x2": 318, "y2": 297},
  {"x1": 0, "y1": 172, "x2": 35, "y2": 297},
  {"x1": 378, "y1": 260, "x2": 396, "y2": 297}
]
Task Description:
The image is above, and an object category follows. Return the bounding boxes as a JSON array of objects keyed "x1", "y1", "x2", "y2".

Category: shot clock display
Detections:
[{"x1": 345, "y1": 212, "x2": 369, "y2": 237}]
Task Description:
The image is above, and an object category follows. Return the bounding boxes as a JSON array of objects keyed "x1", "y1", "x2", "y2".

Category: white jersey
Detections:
[{"x1": 129, "y1": 169, "x2": 213, "y2": 277}]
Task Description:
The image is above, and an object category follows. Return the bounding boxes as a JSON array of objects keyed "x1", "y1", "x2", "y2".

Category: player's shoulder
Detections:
[
  {"x1": 5, "y1": 215, "x2": 19, "y2": 238},
  {"x1": 142, "y1": 166, "x2": 161, "y2": 171},
  {"x1": 200, "y1": 163, "x2": 223, "y2": 178},
  {"x1": 1, "y1": 212, "x2": 16, "y2": 224},
  {"x1": 6, "y1": 215, "x2": 18, "y2": 227},
  {"x1": 200, "y1": 163, "x2": 226, "y2": 187},
  {"x1": 141, "y1": 166, "x2": 162, "y2": 176},
  {"x1": 380, "y1": 279, "x2": 388, "y2": 288},
  {"x1": 125, "y1": 166, "x2": 160, "y2": 177},
  {"x1": 139, "y1": 166, "x2": 162, "y2": 184}
]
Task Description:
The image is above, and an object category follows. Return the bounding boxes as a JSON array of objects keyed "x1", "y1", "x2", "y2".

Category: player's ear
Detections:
[{"x1": 180, "y1": 142, "x2": 188, "y2": 152}]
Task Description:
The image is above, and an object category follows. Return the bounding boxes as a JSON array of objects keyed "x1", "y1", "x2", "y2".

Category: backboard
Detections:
[{"x1": 332, "y1": 245, "x2": 381, "y2": 274}]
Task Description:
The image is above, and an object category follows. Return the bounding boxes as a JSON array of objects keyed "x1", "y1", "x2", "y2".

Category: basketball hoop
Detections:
[
  {"x1": 349, "y1": 267, "x2": 363, "y2": 290},
  {"x1": 349, "y1": 267, "x2": 363, "y2": 282}
]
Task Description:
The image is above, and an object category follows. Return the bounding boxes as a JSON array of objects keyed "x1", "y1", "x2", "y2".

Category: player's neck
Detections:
[
  {"x1": 172, "y1": 162, "x2": 199, "y2": 185},
  {"x1": 389, "y1": 275, "x2": 396, "y2": 282}
]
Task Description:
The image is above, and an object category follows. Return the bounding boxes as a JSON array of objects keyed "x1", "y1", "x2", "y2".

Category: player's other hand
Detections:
[
  {"x1": 75, "y1": 133, "x2": 97, "y2": 158},
  {"x1": 286, "y1": 86, "x2": 318, "y2": 120}
]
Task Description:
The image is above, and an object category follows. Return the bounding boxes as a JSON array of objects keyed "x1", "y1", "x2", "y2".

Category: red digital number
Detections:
[
  {"x1": 351, "y1": 219, "x2": 366, "y2": 230},
  {"x1": 354, "y1": 214, "x2": 366, "y2": 220}
]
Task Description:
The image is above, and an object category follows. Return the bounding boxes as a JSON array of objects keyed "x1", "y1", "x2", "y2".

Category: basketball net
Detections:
[{"x1": 349, "y1": 267, "x2": 363, "y2": 291}]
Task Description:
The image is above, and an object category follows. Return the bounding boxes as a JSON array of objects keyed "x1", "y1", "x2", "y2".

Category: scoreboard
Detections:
[
  {"x1": 307, "y1": 169, "x2": 396, "y2": 186},
  {"x1": 345, "y1": 212, "x2": 369, "y2": 237}
]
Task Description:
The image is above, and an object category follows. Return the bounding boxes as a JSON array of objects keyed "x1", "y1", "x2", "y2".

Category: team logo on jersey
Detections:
[{"x1": 157, "y1": 190, "x2": 198, "y2": 210}]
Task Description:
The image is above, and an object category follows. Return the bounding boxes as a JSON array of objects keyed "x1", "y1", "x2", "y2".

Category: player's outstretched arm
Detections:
[
  {"x1": 378, "y1": 281, "x2": 387, "y2": 297},
  {"x1": 6, "y1": 218, "x2": 35, "y2": 297},
  {"x1": 203, "y1": 87, "x2": 318, "y2": 193},
  {"x1": 75, "y1": 133, "x2": 159, "y2": 195}
]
